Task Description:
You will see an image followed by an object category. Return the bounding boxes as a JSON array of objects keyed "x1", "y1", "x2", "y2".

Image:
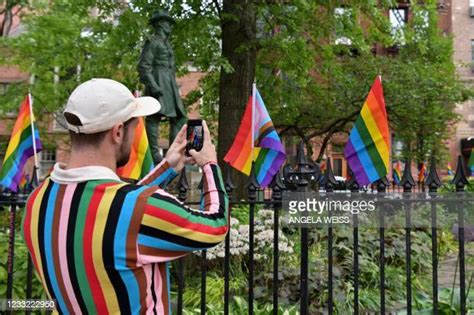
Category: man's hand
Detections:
[
  {"x1": 188, "y1": 120, "x2": 217, "y2": 166},
  {"x1": 165, "y1": 125, "x2": 188, "y2": 172}
]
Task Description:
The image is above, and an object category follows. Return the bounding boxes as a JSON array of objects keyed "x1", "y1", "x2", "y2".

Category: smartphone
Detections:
[{"x1": 186, "y1": 119, "x2": 204, "y2": 155}]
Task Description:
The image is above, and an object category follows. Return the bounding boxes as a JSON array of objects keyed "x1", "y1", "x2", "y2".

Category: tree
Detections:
[{"x1": 0, "y1": 0, "x2": 470, "y2": 173}]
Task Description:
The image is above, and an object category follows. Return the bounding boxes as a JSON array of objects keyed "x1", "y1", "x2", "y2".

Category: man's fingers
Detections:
[
  {"x1": 176, "y1": 139, "x2": 187, "y2": 151},
  {"x1": 185, "y1": 156, "x2": 196, "y2": 165},
  {"x1": 176, "y1": 124, "x2": 187, "y2": 141}
]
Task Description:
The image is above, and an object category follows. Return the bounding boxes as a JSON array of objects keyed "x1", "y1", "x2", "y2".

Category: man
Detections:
[
  {"x1": 22, "y1": 78, "x2": 228, "y2": 314},
  {"x1": 138, "y1": 10, "x2": 187, "y2": 164}
]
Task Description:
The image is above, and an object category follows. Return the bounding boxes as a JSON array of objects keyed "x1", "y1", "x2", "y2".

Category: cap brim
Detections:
[{"x1": 132, "y1": 96, "x2": 161, "y2": 117}]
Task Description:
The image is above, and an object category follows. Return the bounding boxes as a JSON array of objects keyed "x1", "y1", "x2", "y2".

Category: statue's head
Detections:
[{"x1": 149, "y1": 10, "x2": 174, "y2": 36}]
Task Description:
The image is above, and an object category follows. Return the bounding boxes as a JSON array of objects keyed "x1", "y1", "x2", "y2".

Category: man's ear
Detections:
[{"x1": 111, "y1": 123, "x2": 124, "y2": 144}]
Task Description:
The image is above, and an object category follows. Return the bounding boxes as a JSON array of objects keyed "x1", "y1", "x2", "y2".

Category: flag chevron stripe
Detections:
[
  {"x1": 365, "y1": 91, "x2": 390, "y2": 143},
  {"x1": 344, "y1": 77, "x2": 389, "y2": 186},
  {"x1": 353, "y1": 117, "x2": 387, "y2": 176},
  {"x1": 224, "y1": 87, "x2": 286, "y2": 187},
  {"x1": 360, "y1": 98, "x2": 390, "y2": 169},
  {"x1": 349, "y1": 128, "x2": 380, "y2": 182},
  {"x1": 5, "y1": 114, "x2": 31, "y2": 159},
  {"x1": 0, "y1": 95, "x2": 42, "y2": 192},
  {"x1": 345, "y1": 141, "x2": 370, "y2": 184}
]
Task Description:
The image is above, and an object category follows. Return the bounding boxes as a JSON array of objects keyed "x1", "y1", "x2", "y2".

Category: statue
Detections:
[{"x1": 138, "y1": 10, "x2": 187, "y2": 164}]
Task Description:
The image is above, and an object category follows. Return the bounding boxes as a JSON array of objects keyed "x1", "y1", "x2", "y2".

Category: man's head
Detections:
[
  {"x1": 64, "y1": 78, "x2": 160, "y2": 168},
  {"x1": 149, "y1": 10, "x2": 174, "y2": 36}
]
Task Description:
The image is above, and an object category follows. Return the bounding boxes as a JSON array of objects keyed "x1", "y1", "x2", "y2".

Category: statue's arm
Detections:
[{"x1": 137, "y1": 39, "x2": 162, "y2": 95}]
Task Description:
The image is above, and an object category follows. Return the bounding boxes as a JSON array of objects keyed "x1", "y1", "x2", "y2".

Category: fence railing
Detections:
[{"x1": 2, "y1": 143, "x2": 474, "y2": 314}]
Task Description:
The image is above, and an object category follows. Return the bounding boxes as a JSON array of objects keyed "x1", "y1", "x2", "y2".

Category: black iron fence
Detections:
[{"x1": 2, "y1": 143, "x2": 474, "y2": 314}]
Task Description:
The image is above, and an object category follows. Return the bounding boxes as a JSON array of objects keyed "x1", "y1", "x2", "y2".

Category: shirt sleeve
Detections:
[
  {"x1": 137, "y1": 162, "x2": 229, "y2": 263},
  {"x1": 138, "y1": 159, "x2": 178, "y2": 188}
]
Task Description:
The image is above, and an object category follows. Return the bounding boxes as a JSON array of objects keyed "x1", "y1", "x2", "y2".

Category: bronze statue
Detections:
[{"x1": 138, "y1": 10, "x2": 186, "y2": 164}]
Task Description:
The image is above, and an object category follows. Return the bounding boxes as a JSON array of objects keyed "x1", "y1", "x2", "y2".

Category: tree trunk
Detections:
[{"x1": 218, "y1": 0, "x2": 256, "y2": 198}]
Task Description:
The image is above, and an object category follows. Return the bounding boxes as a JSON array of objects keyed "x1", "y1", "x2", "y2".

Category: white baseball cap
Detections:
[{"x1": 64, "y1": 78, "x2": 161, "y2": 134}]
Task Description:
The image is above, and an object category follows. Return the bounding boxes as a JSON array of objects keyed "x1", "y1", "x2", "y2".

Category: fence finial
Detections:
[
  {"x1": 400, "y1": 159, "x2": 415, "y2": 192},
  {"x1": 346, "y1": 167, "x2": 360, "y2": 192},
  {"x1": 425, "y1": 157, "x2": 442, "y2": 192},
  {"x1": 375, "y1": 176, "x2": 389, "y2": 192},
  {"x1": 246, "y1": 161, "x2": 260, "y2": 197},
  {"x1": 270, "y1": 168, "x2": 286, "y2": 191},
  {"x1": 451, "y1": 155, "x2": 469, "y2": 192},
  {"x1": 224, "y1": 165, "x2": 235, "y2": 194},
  {"x1": 320, "y1": 157, "x2": 337, "y2": 192}
]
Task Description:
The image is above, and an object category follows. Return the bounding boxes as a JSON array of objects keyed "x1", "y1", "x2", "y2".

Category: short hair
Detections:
[{"x1": 64, "y1": 113, "x2": 136, "y2": 147}]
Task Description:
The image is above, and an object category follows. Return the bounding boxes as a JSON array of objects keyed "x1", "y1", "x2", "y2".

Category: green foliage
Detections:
[
  {"x1": 0, "y1": 0, "x2": 469, "y2": 161},
  {"x1": 0, "y1": 229, "x2": 45, "y2": 299}
]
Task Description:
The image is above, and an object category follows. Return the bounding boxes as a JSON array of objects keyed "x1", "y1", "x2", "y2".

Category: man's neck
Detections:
[{"x1": 66, "y1": 149, "x2": 116, "y2": 172}]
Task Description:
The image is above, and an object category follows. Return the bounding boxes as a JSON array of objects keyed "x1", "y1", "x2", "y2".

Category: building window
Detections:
[
  {"x1": 389, "y1": 8, "x2": 407, "y2": 45},
  {"x1": 332, "y1": 157, "x2": 343, "y2": 177},
  {"x1": 334, "y1": 7, "x2": 353, "y2": 45},
  {"x1": 39, "y1": 149, "x2": 56, "y2": 179}
]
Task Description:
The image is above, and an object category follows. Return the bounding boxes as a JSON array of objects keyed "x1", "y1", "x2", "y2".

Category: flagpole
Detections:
[
  {"x1": 251, "y1": 81, "x2": 256, "y2": 164},
  {"x1": 28, "y1": 93, "x2": 40, "y2": 181}
]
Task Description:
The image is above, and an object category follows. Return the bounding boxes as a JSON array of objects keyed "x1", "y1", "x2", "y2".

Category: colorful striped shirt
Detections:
[{"x1": 21, "y1": 160, "x2": 229, "y2": 314}]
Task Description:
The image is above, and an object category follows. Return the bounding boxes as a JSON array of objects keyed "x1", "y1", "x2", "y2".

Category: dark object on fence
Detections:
[
  {"x1": 346, "y1": 167, "x2": 360, "y2": 192},
  {"x1": 426, "y1": 157, "x2": 442, "y2": 193},
  {"x1": 375, "y1": 176, "x2": 390, "y2": 192},
  {"x1": 283, "y1": 142, "x2": 320, "y2": 189},
  {"x1": 452, "y1": 155, "x2": 469, "y2": 191},
  {"x1": 400, "y1": 159, "x2": 416, "y2": 192},
  {"x1": 320, "y1": 157, "x2": 337, "y2": 191}
]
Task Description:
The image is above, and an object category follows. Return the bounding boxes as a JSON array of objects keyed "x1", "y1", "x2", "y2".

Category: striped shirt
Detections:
[{"x1": 21, "y1": 160, "x2": 228, "y2": 314}]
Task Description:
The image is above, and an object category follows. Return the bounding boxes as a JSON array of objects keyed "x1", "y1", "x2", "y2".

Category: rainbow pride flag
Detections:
[
  {"x1": 224, "y1": 85, "x2": 286, "y2": 187},
  {"x1": 418, "y1": 162, "x2": 426, "y2": 183},
  {"x1": 343, "y1": 76, "x2": 390, "y2": 186},
  {"x1": 393, "y1": 160, "x2": 402, "y2": 185},
  {"x1": 0, "y1": 94, "x2": 42, "y2": 192},
  {"x1": 447, "y1": 163, "x2": 453, "y2": 176},
  {"x1": 117, "y1": 116, "x2": 154, "y2": 180}
]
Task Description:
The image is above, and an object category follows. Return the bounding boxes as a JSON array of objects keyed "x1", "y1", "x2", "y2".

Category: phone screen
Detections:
[{"x1": 186, "y1": 120, "x2": 204, "y2": 153}]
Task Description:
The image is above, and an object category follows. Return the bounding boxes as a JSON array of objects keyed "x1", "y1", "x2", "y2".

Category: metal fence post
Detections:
[
  {"x1": 320, "y1": 157, "x2": 337, "y2": 315},
  {"x1": 400, "y1": 159, "x2": 415, "y2": 314},
  {"x1": 6, "y1": 192, "x2": 16, "y2": 303},
  {"x1": 176, "y1": 168, "x2": 189, "y2": 315},
  {"x1": 247, "y1": 162, "x2": 259, "y2": 315},
  {"x1": 426, "y1": 157, "x2": 442, "y2": 314},
  {"x1": 224, "y1": 166, "x2": 234, "y2": 315},
  {"x1": 376, "y1": 176, "x2": 389, "y2": 314},
  {"x1": 346, "y1": 168, "x2": 360, "y2": 315},
  {"x1": 452, "y1": 155, "x2": 469, "y2": 315},
  {"x1": 270, "y1": 170, "x2": 285, "y2": 315},
  {"x1": 282, "y1": 142, "x2": 319, "y2": 315}
]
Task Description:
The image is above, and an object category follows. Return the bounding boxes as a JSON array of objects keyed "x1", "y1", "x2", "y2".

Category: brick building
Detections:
[{"x1": 449, "y1": 0, "x2": 474, "y2": 167}]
